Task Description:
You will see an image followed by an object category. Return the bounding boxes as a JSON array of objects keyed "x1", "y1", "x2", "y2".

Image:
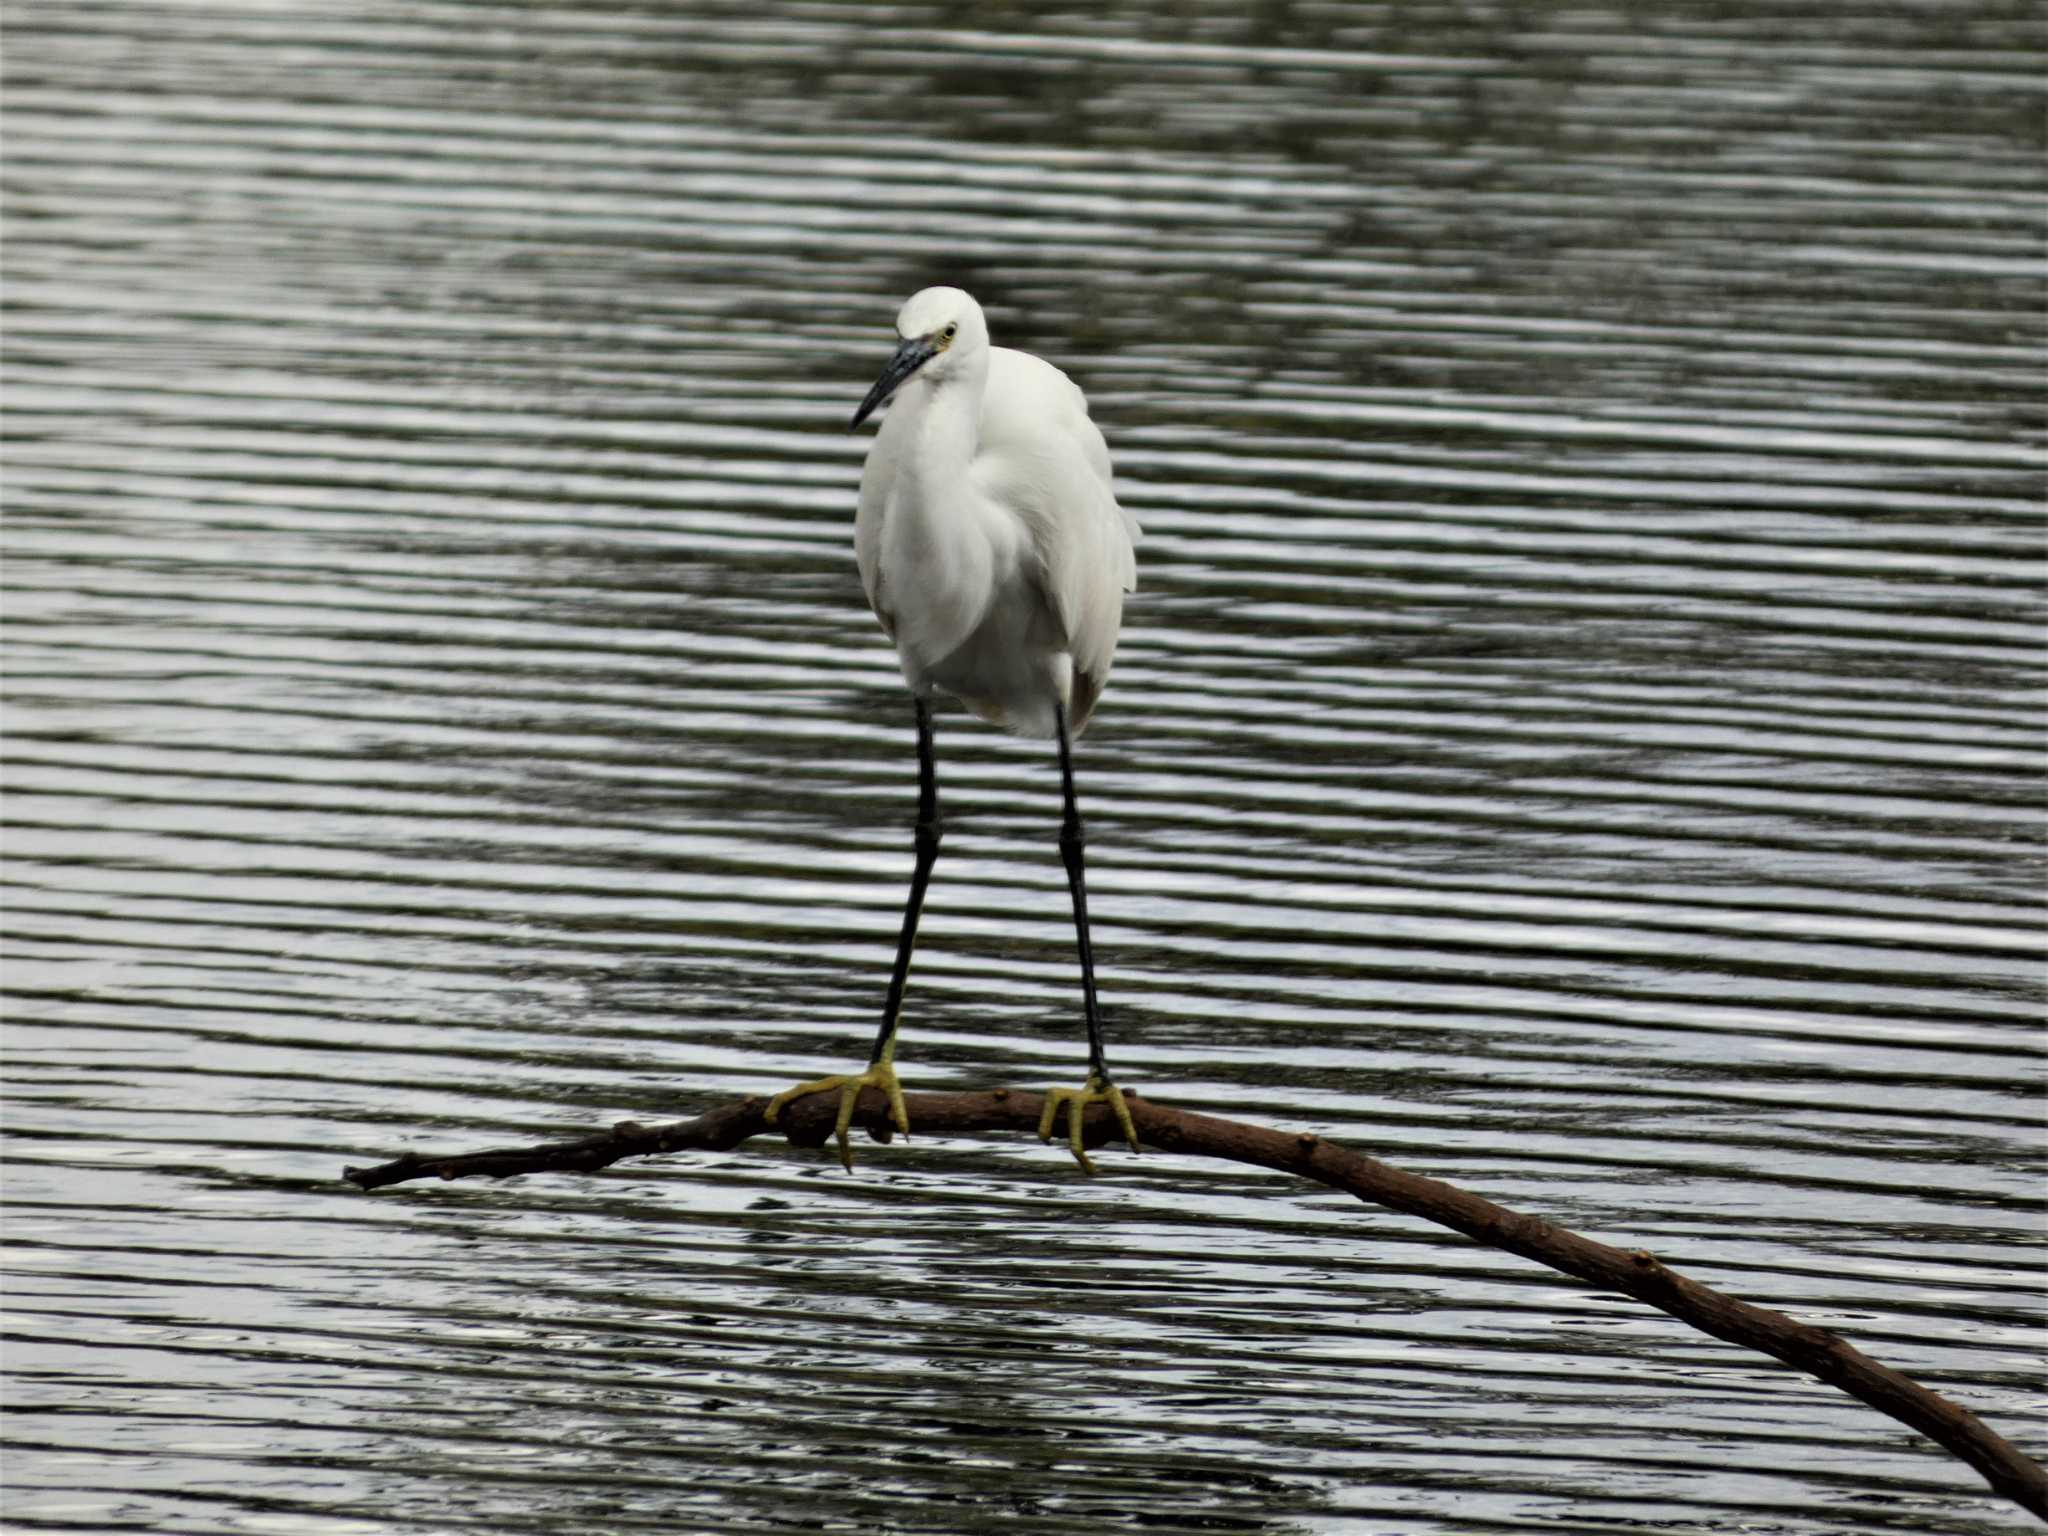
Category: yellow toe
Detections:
[
  {"x1": 765, "y1": 1060, "x2": 910, "y2": 1171},
  {"x1": 1036, "y1": 1073, "x2": 1138, "y2": 1174}
]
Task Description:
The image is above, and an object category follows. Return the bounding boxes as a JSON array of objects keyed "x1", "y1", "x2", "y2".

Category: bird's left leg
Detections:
[{"x1": 1037, "y1": 701, "x2": 1140, "y2": 1173}]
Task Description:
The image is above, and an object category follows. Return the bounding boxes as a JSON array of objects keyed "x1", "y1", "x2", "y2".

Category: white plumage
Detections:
[
  {"x1": 853, "y1": 286, "x2": 1140, "y2": 736},
  {"x1": 765, "y1": 286, "x2": 1144, "y2": 1174}
]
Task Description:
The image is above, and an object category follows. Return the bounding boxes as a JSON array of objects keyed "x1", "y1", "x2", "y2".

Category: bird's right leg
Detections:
[{"x1": 766, "y1": 695, "x2": 940, "y2": 1169}]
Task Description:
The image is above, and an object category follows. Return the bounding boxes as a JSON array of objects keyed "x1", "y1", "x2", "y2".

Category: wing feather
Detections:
[{"x1": 974, "y1": 348, "x2": 1138, "y2": 728}]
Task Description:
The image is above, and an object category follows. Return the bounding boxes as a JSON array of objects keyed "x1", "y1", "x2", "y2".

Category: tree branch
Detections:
[{"x1": 343, "y1": 1086, "x2": 2047, "y2": 1521}]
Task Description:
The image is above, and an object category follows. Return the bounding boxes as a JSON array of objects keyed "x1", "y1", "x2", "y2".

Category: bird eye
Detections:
[{"x1": 942, "y1": 322, "x2": 958, "y2": 340}]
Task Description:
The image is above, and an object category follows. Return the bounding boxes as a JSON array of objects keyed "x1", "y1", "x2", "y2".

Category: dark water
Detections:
[{"x1": 4, "y1": 4, "x2": 2043, "y2": 1533}]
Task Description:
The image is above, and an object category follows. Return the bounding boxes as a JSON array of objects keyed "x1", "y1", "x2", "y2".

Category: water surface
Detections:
[{"x1": 4, "y1": 3, "x2": 2043, "y2": 1533}]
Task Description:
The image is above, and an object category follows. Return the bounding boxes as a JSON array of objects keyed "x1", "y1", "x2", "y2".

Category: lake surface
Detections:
[{"x1": 4, "y1": 4, "x2": 2043, "y2": 1533}]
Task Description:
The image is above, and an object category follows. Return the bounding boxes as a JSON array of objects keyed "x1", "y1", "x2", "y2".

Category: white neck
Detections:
[
  {"x1": 895, "y1": 352, "x2": 986, "y2": 481},
  {"x1": 867, "y1": 346, "x2": 1012, "y2": 670}
]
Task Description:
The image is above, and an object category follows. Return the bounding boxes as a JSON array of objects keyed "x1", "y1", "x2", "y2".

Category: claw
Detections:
[
  {"x1": 1036, "y1": 1073, "x2": 1139, "y2": 1174},
  {"x1": 765, "y1": 1060, "x2": 910, "y2": 1171}
]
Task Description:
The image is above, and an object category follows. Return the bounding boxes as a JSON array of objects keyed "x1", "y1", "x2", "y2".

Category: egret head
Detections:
[{"x1": 850, "y1": 287, "x2": 988, "y2": 430}]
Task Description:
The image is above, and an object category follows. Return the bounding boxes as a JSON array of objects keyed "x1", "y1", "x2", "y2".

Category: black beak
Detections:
[{"x1": 850, "y1": 336, "x2": 937, "y2": 431}]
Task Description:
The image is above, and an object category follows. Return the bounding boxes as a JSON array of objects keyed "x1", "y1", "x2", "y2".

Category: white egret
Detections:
[{"x1": 766, "y1": 286, "x2": 1142, "y2": 1173}]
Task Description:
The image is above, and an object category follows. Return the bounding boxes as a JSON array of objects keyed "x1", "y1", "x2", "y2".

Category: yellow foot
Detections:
[
  {"x1": 764, "y1": 1060, "x2": 910, "y2": 1172},
  {"x1": 1036, "y1": 1072, "x2": 1140, "y2": 1175}
]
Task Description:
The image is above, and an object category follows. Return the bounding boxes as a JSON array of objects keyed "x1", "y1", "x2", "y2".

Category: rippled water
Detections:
[{"x1": 5, "y1": 4, "x2": 2043, "y2": 1533}]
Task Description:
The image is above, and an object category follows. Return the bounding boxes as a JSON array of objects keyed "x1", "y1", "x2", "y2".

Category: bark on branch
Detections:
[{"x1": 343, "y1": 1086, "x2": 2046, "y2": 1521}]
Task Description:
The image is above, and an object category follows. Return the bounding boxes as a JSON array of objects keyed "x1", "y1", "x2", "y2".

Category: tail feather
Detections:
[{"x1": 1067, "y1": 666, "x2": 1106, "y2": 737}]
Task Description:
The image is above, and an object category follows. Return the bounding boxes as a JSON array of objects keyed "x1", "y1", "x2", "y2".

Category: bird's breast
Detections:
[{"x1": 866, "y1": 461, "x2": 1020, "y2": 678}]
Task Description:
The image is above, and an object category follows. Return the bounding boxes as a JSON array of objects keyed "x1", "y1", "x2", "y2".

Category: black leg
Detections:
[
  {"x1": 868, "y1": 694, "x2": 941, "y2": 1066},
  {"x1": 1036, "y1": 701, "x2": 1137, "y2": 1169},
  {"x1": 1055, "y1": 702, "x2": 1110, "y2": 1081}
]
